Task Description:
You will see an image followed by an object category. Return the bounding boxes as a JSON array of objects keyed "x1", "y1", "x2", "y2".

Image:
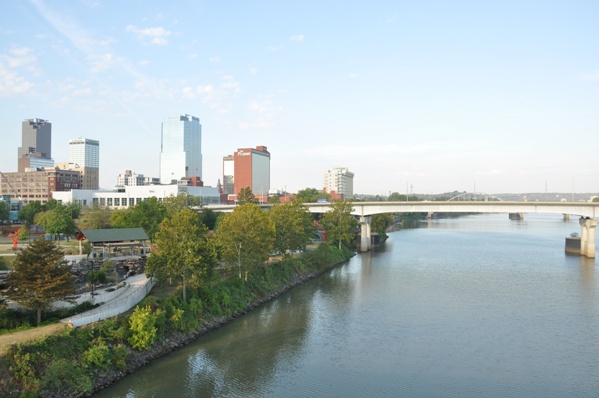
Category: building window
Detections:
[
  {"x1": 129, "y1": 198, "x2": 135, "y2": 206},
  {"x1": 107, "y1": 198, "x2": 113, "y2": 206},
  {"x1": 114, "y1": 198, "x2": 120, "y2": 206},
  {"x1": 93, "y1": 198, "x2": 98, "y2": 205},
  {"x1": 100, "y1": 198, "x2": 106, "y2": 206}
]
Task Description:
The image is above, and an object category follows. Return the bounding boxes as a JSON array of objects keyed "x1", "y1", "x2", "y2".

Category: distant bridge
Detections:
[{"x1": 200, "y1": 201, "x2": 599, "y2": 258}]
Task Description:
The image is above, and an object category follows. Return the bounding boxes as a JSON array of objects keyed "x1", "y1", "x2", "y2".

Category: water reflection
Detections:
[{"x1": 96, "y1": 213, "x2": 599, "y2": 398}]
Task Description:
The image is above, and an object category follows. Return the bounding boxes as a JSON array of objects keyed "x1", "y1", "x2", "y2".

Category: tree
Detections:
[
  {"x1": 268, "y1": 195, "x2": 280, "y2": 204},
  {"x1": 320, "y1": 200, "x2": 358, "y2": 250},
  {"x1": 0, "y1": 201, "x2": 9, "y2": 223},
  {"x1": 19, "y1": 201, "x2": 44, "y2": 228},
  {"x1": 198, "y1": 208, "x2": 221, "y2": 231},
  {"x1": 146, "y1": 208, "x2": 216, "y2": 302},
  {"x1": 111, "y1": 197, "x2": 167, "y2": 242},
  {"x1": 296, "y1": 188, "x2": 330, "y2": 203},
  {"x1": 269, "y1": 201, "x2": 315, "y2": 258},
  {"x1": 237, "y1": 187, "x2": 257, "y2": 204},
  {"x1": 35, "y1": 206, "x2": 77, "y2": 243},
  {"x1": 163, "y1": 192, "x2": 202, "y2": 217},
  {"x1": 371, "y1": 213, "x2": 394, "y2": 239},
  {"x1": 77, "y1": 204, "x2": 113, "y2": 230},
  {"x1": 216, "y1": 203, "x2": 275, "y2": 281},
  {"x1": 389, "y1": 192, "x2": 419, "y2": 201},
  {"x1": 5, "y1": 239, "x2": 78, "y2": 324}
]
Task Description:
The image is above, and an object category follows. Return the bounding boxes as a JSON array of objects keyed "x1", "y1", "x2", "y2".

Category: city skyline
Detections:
[{"x1": 1, "y1": 1, "x2": 598, "y2": 195}]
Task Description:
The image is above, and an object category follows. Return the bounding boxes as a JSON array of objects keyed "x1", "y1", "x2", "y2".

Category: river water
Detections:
[{"x1": 96, "y1": 213, "x2": 599, "y2": 397}]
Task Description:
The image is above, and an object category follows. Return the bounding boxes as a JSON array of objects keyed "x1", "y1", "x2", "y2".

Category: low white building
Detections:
[{"x1": 52, "y1": 184, "x2": 221, "y2": 208}]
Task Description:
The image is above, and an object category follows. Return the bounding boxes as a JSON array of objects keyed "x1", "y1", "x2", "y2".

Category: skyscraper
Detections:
[
  {"x1": 69, "y1": 138, "x2": 100, "y2": 190},
  {"x1": 18, "y1": 118, "x2": 53, "y2": 172},
  {"x1": 231, "y1": 146, "x2": 270, "y2": 196},
  {"x1": 159, "y1": 114, "x2": 202, "y2": 185}
]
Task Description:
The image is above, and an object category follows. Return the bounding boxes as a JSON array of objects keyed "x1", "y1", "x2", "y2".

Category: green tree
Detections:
[
  {"x1": 268, "y1": 195, "x2": 280, "y2": 204},
  {"x1": 320, "y1": 200, "x2": 358, "y2": 250},
  {"x1": 296, "y1": 188, "x2": 330, "y2": 203},
  {"x1": 269, "y1": 201, "x2": 315, "y2": 258},
  {"x1": 388, "y1": 192, "x2": 419, "y2": 201},
  {"x1": 237, "y1": 187, "x2": 257, "y2": 204},
  {"x1": 216, "y1": 203, "x2": 275, "y2": 281},
  {"x1": 163, "y1": 192, "x2": 202, "y2": 217},
  {"x1": 35, "y1": 206, "x2": 77, "y2": 243},
  {"x1": 198, "y1": 208, "x2": 221, "y2": 231},
  {"x1": 111, "y1": 197, "x2": 167, "y2": 242},
  {"x1": 5, "y1": 239, "x2": 78, "y2": 324},
  {"x1": 19, "y1": 201, "x2": 44, "y2": 228},
  {"x1": 146, "y1": 208, "x2": 216, "y2": 302},
  {"x1": 0, "y1": 201, "x2": 9, "y2": 223},
  {"x1": 77, "y1": 204, "x2": 113, "y2": 230},
  {"x1": 371, "y1": 213, "x2": 395, "y2": 239}
]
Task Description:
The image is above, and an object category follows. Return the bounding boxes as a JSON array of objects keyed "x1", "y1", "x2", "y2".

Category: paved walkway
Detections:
[
  {"x1": 0, "y1": 274, "x2": 155, "y2": 354},
  {"x1": 61, "y1": 274, "x2": 155, "y2": 327}
]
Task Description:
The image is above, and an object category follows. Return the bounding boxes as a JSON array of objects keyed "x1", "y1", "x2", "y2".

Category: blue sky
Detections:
[{"x1": 1, "y1": 0, "x2": 598, "y2": 195}]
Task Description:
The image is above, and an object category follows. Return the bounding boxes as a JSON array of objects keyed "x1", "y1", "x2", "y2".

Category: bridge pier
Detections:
[
  {"x1": 563, "y1": 213, "x2": 570, "y2": 221},
  {"x1": 579, "y1": 218, "x2": 597, "y2": 258},
  {"x1": 359, "y1": 216, "x2": 372, "y2": 252}
]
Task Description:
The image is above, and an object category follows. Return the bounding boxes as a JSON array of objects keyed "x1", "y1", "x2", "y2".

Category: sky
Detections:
[{"x1": 1, "y1": 0, "x2": 598, "y2": 196}]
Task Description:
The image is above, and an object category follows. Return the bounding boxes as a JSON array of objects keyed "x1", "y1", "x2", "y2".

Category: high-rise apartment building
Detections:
[
  {"x1": 227, "y1": 146, "x2": 270, "y2": 196},
  {"x1": 159, "y1": 114, "x2": 202, "y2": 185},
  {"x1": 324, "y1": 167, "x2": 354, "y2": 199},
  {"x1": 18, "y1": 118, "x2": 53, "y2": 172}
]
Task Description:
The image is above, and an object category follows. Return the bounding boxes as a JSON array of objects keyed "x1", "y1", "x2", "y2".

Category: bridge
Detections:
[{"x1": 201, "y1": 201, "x2": 599, "y2": 258}]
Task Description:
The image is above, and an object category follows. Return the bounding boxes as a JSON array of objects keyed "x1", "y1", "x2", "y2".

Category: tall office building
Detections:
[
  {"x1": 18, "y1": 118, "x2": 53, "y2": 172},
  {"x1": 222, "y1": 155, "x2": 235, "y2": 195},
  {"x1": 324, "y1": 167, "x2": 354, "y2": 199},
  {"x1": 159, "y1": 114, "x2": 202, "y2": 185},
  {"x1": 230, "y1": 146, "x2": 270, "y2": 196},
  {"x1": 69, "y1": 138, "x2": 100, "y2": 190}
]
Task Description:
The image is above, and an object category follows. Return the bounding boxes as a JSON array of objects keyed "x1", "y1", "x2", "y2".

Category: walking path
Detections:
[{"x1": 0, "y1": 274, "x2": 155, "y2": 354}]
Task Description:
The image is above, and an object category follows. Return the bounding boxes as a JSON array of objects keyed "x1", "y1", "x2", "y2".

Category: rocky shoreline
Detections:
[{"x1": 88, "y1": 258, "x2": 350, "y2": 396}]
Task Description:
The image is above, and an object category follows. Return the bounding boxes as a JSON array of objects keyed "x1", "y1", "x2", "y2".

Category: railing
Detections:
[{"x1": 63, "y1": 277, "x2": 155, "y2": 327}]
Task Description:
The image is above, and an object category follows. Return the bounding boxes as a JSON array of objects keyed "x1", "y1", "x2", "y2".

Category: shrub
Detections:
[
  {"x1": 128, "y1": 306, "x2": 158, "y2": 350},
  {"x1": 41, "y1": 358, "x2": 92, "y2": 397},
  {"x1": 83, "y1": 339, "x2": 112, "y2": 371}
]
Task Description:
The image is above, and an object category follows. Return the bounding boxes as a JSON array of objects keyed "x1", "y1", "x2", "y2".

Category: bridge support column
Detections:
[
  {"x1": 359, "y1": 216, "x2": 372, "y2": 252},
  {"x1": 579, "y1": 218, "x2": 597, "y2": 258},
  {"x1": 563, "y1": 214, "x2": 570, "y2": 222}
]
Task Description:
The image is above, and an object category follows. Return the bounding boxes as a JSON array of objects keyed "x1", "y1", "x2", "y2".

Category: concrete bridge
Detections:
[{"x1": 201, "y1": 201, "x2": 599, "y2": 257}]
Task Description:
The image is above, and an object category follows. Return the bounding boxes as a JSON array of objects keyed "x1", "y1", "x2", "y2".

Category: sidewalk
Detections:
[
  {"x1": 0, "y1": 274, "x2": 154, "y2": 355},
  {"x1": 62, "y1": 274, "x2": 155, "y2": 327}
]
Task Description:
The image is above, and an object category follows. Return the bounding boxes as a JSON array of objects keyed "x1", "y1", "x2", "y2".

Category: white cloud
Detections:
[
  {"x1": 0, "y1": 47, "x2": 38, "y2": 96},
  {"x1": 268, "y1": 44, "x2": 285, "y2": 52},
  {"x1": 126, "y1": 25, "x2": 172, "y2": 45},
  {"x1": 0, "y1": 63, "x2": 34, "y2": 96},
  {"x1": 86, "y1": 53, "x2": 118, "y2": 73},
  {"x1": 290, "y1": 34, "x2": 304, "y2": 42}
]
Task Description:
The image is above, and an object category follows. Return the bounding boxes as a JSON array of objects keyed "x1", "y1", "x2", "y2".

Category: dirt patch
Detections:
[{"x1": 0, "y1": 323, "x2": 69, "y2": 355}]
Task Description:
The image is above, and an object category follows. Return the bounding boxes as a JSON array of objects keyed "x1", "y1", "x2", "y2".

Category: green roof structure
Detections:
[{"x1": 78, "y1": 228, "x2": 149, "y2": 244}]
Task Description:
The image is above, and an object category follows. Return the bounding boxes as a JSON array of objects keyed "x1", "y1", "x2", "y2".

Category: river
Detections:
[{"x1": 96, "y1": 213, "x2": 599, "y2": 397}]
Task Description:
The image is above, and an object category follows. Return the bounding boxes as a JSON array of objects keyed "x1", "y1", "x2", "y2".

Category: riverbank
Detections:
[
  {"x1": 0, "y1": 243, "x2": 353, "y2": 397},
  {"x1": 92, "y1": 259, "x2": 350, "y2": 393}
]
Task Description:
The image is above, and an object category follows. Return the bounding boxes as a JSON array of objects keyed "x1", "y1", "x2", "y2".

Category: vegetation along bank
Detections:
[{"x1": 0, "y1": 198, "x2": 358, "y2": 397}]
